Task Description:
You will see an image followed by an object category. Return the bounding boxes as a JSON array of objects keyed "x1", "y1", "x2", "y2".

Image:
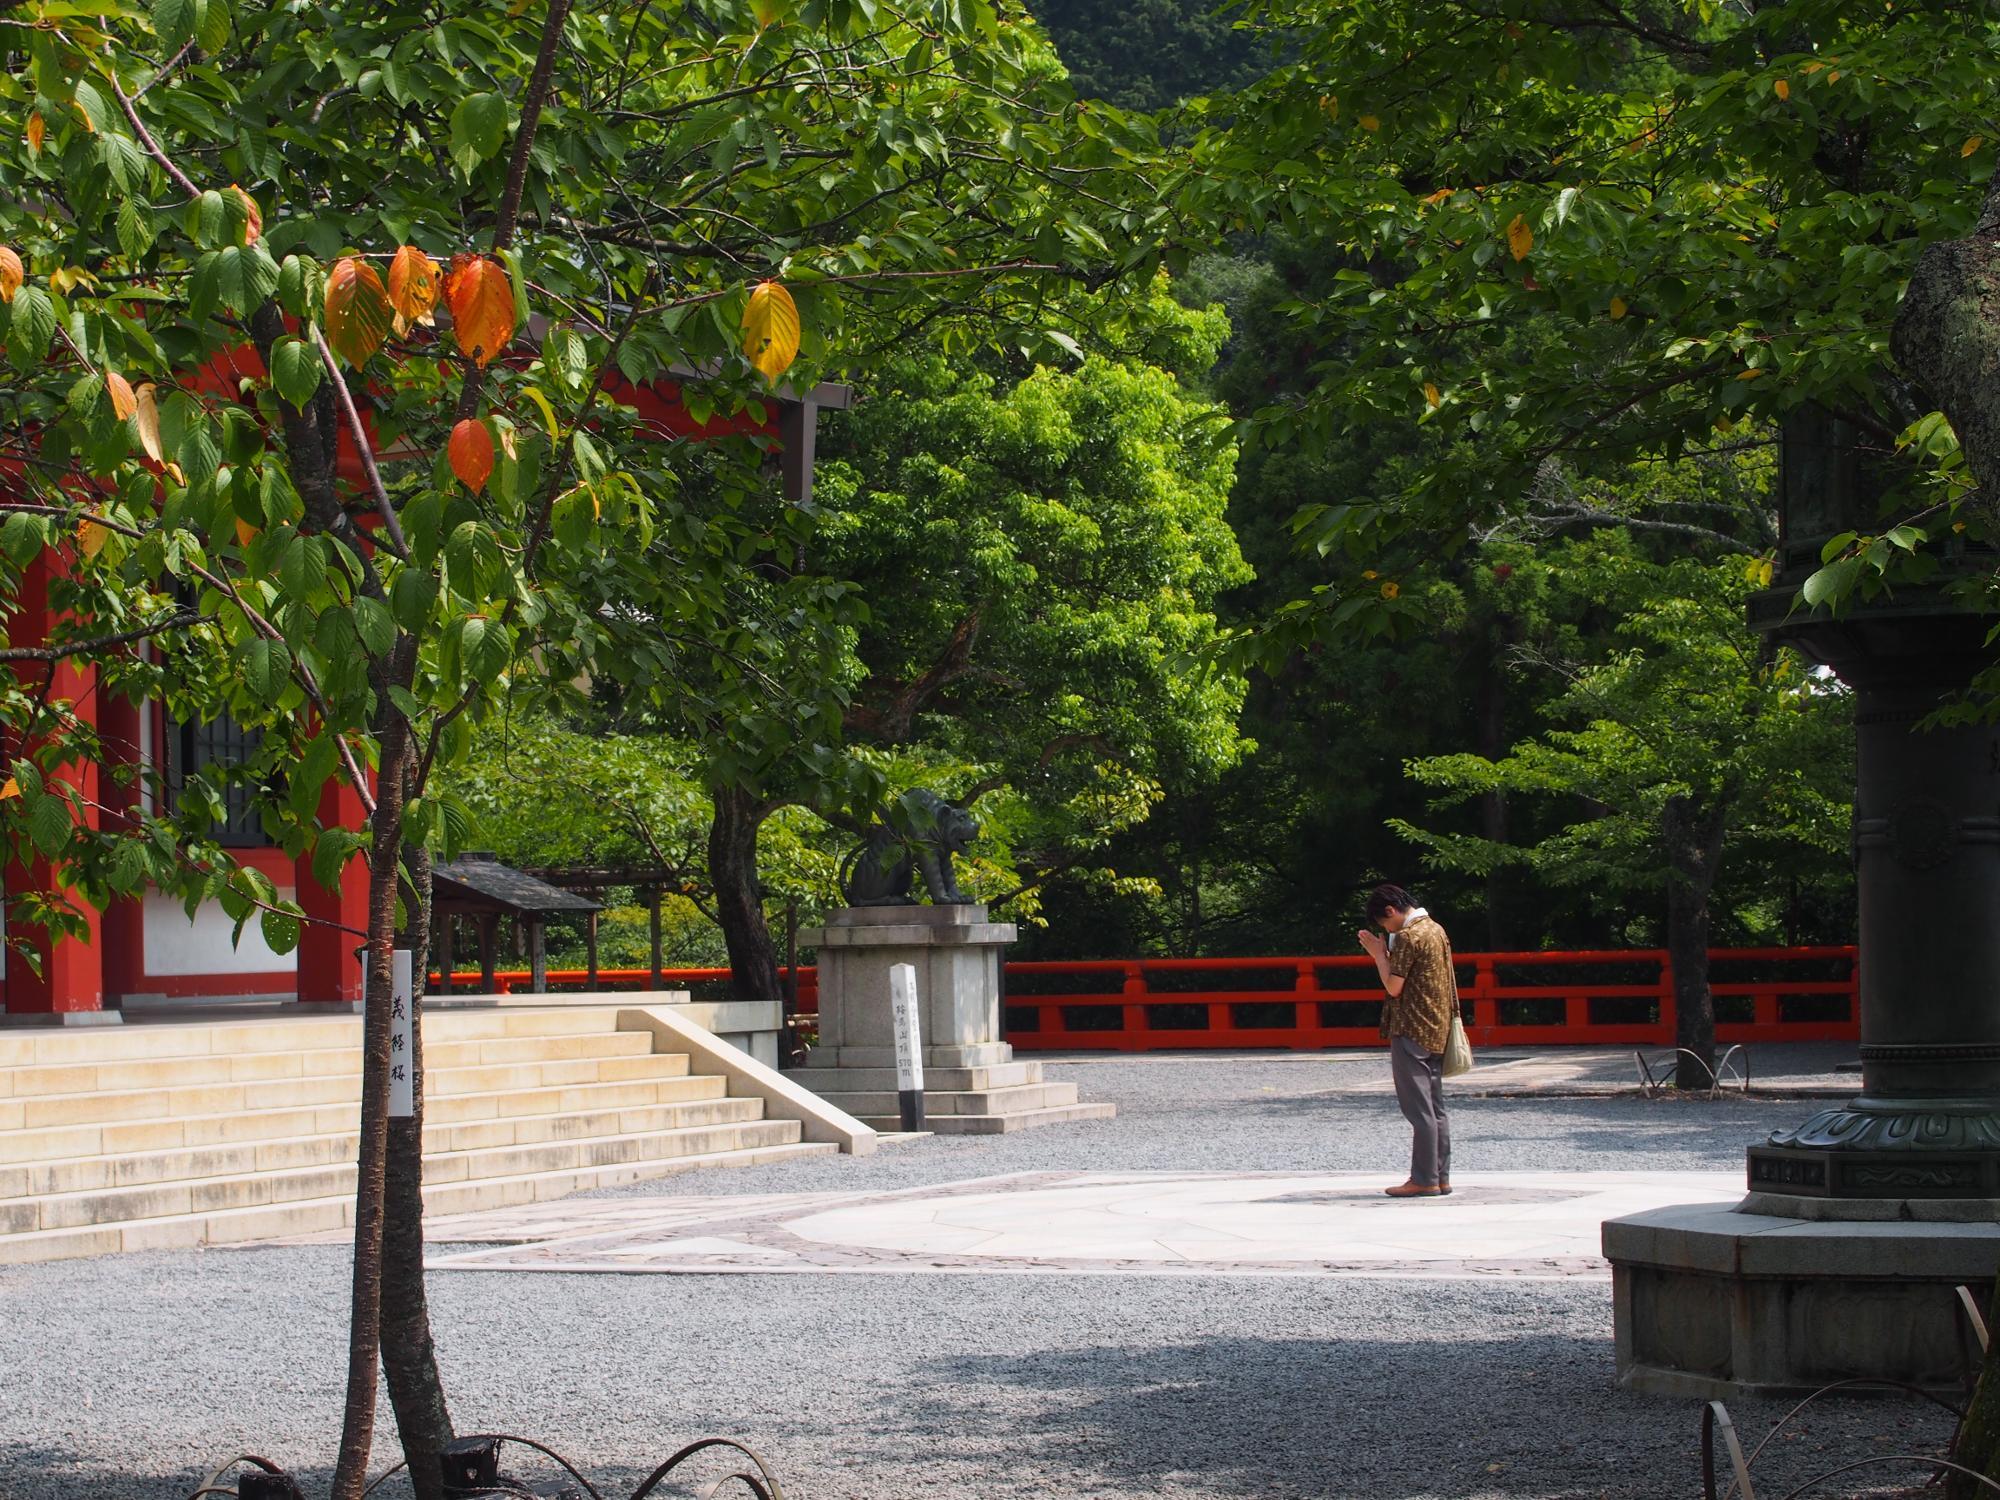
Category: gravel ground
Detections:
[{"x1": 1, "y1": 1047, "x2": 1957, "y2": 1500}]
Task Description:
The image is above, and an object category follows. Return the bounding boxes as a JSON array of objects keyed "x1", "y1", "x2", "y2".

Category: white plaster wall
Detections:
[{"x1": 142, "y1": 891, "x2": 298, "y2": 976}]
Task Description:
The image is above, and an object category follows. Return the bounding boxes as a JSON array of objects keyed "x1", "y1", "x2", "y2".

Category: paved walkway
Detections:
[{"x1": 419, "y1": 1169, "x2": 1744, "y2": 1278}]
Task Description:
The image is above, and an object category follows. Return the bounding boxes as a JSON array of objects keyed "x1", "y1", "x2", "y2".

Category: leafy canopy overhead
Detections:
[{"x1": 1186, "y1": 0, "x2": 1999, "y2": 569}]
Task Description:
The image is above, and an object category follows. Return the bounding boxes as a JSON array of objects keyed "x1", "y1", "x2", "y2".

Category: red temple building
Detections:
[{"x1": 1, "y1": 362, "x2": 848, "y2": 1024}]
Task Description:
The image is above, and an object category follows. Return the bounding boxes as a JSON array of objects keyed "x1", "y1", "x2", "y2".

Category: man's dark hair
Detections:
[{"x1": 1364, "y1": 883, "x2": 1415, "y2": 922}]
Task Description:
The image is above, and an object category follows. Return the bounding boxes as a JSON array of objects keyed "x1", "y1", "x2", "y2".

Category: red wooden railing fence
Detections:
[{"x1": 434, "y1": 945, "x2": 1858, "y2": 1051}]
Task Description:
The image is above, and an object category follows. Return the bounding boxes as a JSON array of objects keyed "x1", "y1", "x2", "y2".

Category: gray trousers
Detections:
[{"x1": 1391, "y1": 1035, "x2": 1451, "y2": 1186}]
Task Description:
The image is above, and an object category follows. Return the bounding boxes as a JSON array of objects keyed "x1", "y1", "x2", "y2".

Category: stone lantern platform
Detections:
[
  {"x1": 1605, "y1": 408, "x2": 2000, "y2": 1396},
  {"x1": 789, "y1": 905, "x2": 1115, "y2": 1134}
]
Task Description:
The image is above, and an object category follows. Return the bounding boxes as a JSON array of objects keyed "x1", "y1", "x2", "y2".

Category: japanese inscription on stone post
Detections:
[{"x1": 389, "y1": 948, "x2": 414, "y2": 1118}]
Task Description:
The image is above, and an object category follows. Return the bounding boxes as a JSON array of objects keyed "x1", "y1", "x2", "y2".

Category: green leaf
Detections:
[
  {"x1": 116, "y1": 199, "x2": 157, "y2": 261},
  {"x1": 239, "y1": 636, "x2": 291, "y2": 703},
  {"x1": 352, "y1": 595, "x2": 396, "y2": 656},
  {"x1": 196, "y1": 0, "x2": 230, "y2": 53},
  {"x1": 259, "y1": 905, "x2": 301, "y2": 956},
  {"x1": 153, "y1": 0, "x2": 203, "y2": 52},
  {"x1": 269, "y1": 336, "x2": 321, "y2": 410},
  {"x1": 449, "y1": 92, "x2": 509, "y2": 174},
  {"x1": 6, "y1": 285, "x2": 56, "y2": 369},
  {"x1": 27, "y1": 793, "x2": 71, "y2": 859}
]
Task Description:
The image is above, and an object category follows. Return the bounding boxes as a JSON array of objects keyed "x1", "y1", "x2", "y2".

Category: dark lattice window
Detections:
[{"x1": 170, "y1": 710, "x2": 270, "y2": 847}]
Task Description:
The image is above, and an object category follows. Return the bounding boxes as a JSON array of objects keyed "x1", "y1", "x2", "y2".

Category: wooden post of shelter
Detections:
[
  {"x1": 649, "y1": 887, "x2": 663, "y2": 989},
  {"x1": 478, "y1": 915, "x2": 496, "y2": 993},
  {"x1": 529, "y1": 920, "x2": 547, "y2": 995},
  {"x1": 585, "y1": 908, "x2": 599, "y2": 988}
]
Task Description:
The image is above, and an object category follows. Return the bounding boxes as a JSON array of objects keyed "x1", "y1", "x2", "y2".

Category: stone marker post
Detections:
[{"x1": 890, "y1": 962, "x2": 924, "y2": 1132}]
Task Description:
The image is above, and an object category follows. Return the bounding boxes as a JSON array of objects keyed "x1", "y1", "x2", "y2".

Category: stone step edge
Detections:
[
  {"x1": 3, "y1": 1117, "x2": 806, "y2": 1226},
  {"x1": 0, "y1": 1097, "x2": 771, "y2": 1188},
  {"x1": 0, "y1": 1141, "x2": 841, "y2": 1266},
  {"x1": 0, "y1": 1064, "x2": 717, "y2": 1144},
  {"x1": 854, "y1": 1102, "x2": 1119, "y2": 1134},
  {"x1": 0, "y1": 1009, "x2": 638, "y2": 1065},
  {"x1": 0, "y1": 1049, "x2": 696, "y2": 1108}
]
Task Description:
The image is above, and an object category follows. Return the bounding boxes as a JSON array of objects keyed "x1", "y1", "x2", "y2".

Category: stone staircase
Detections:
[
  {"x1": 0, "y1": 1006, "x2": 837, "y2": 1265},
  {"x1": 788, "y1": 1057, "x2": 1115, "y2": 1134}
]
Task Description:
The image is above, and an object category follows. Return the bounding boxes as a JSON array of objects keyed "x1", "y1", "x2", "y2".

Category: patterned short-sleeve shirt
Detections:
[{"x1": 1385, "y1": 914, "x2": 1458, "y2": 1055}]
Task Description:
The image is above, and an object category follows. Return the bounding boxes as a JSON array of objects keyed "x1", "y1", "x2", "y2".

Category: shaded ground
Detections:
[{"x1": 3, "y1": 1044, "x2": 1960, "y2": 1500}]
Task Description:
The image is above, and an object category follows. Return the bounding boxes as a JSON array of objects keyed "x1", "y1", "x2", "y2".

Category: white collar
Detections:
[{"x1": 1388, "y1": 908, "x2": 1428, "y2": 947}]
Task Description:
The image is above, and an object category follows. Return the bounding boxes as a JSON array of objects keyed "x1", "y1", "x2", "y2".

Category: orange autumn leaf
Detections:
[
  {"x1": 1773, "y1": 78, "x2": 1790, "y2": 100},
  {"x1": 25, "y1": 112, "x2": 44, "y2": 154},
  {"x1": 0, "y1": 777, "x2": 18, "y2": 801},
  {"x1": 70, "y1": 99, "x2": 95, "y2": 134},
  {"x1": 1965, "y1": 136, "x2": 1985, "y2": 158},
  {"x1": 1358, "y1": 114, "x2": 1380, "y2": 132},
  {"x1": 78, "y1": 517, "x2": 110, "y2": 559},
  {"x1": 0, "y1": 245, "x2": 20, "y2": 304},
  {"x1": 1506, "y1": 214, "x2": 1533, "y2": 261},
  {"x1": 1609, "y1": 295, "x2": 1628, "y2": 319},
  {"x1": 447, "y1": 418, "x2": 495, "y2": 493},
  {"x1": 228, "y1": 185, "x2": 262, "y2": 246},
  {"x1": 387, "y1": 245, "x2": 441, "y2": 334},
  {"x1": 1422, "y1": 382, "x2": 1440, "y2": 409},
  {"x1": 444, "y1": 255, "x2": 516, "y2": 368},
  {"x1": 324, "y1": 256, "x2": 393, "y2": 368},
  {"x1": 105, "y1": 370, "x2": 137, "y2": 420},
  {"x1": 1380, "y1": 581, "x2": 1400, "y2": 600},
  {"x1": 740, "y1": 280, "x2": 800, "y2": 384},
  {"x1": 235, "y1": 518, "x2": 259, "y2": 548},
  {"x1": 1420, "y1": 188, "x2": 1452, "y2": 208}
]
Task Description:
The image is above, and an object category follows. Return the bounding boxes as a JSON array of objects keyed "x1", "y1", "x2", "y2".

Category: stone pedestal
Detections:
[
  {"x1": 1606, "y1": 1202, "x2": 2000, "y2": 1397},
  {"x1": 803, "y1": 904, "x2": 1016, "y2": 1069},
  {"x1": 793, "y1": 905, "x2": 1116, "y2": 1134}
]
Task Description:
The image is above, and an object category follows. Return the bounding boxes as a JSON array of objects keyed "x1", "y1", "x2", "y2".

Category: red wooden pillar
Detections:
[
  {"x1": 295, "y1": 776, "x2": 369, "y2": 1005},
  {"x1": 2, "y1": 554, "x2": 105, "y2": 1017},
  {"x1": 97, "y1": 689, "x2": 144, "y2": 1007}
]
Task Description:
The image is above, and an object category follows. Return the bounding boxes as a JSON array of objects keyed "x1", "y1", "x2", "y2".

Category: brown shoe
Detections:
[
  {"x1": 1384, "y1": 1181, "x2": 1442, "y2": 1198},
  {"x1": 1438, "y1": 1179, "x2": 1453, "y2": 1196}
]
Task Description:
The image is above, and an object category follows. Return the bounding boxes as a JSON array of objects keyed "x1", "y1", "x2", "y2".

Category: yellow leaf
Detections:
[
  {"x1": 0, "y1": 777, "x2": 18, "y2": 801},
  {"x1": 1423, "y1": 382, "x2": 1440, "y2": 409},
  {"x1": 49, "y1": 265, "x2": 97, "y2": 295},
  {"x1": 520, "y1": 386, "x2": 561, "y2": 443},
  {"x1": 1737, "y1": 367, "x2": 1766, "y2": 380},
  {"x1": 25, "y1": 112, "x2": 45, "y2": 154},
  {"x1": 1828, "y1": 70, "x2": 1840, "y2": 83},
  {"x1": 134, "y1": 384, "x2": 163, "y2": 463},
  {"x1": 1773, "y1": 78, "x2": 1790, "y2": 100},
  {"x1": 741, "y1": 280, "x2": 800, "y2": 384},
  {"x1": 1420, "y1": 188, "x2": 1452, "y2": 208},
  {"x1": 1358, "y1": 114, "x2": 1380, "y2": 132},
  {"x1": 0, "y1": 245, "x2": 20, "y2": 304},
  {"x1": 1965, "y1": 136, "x2": 1985, "y2": 158},
  {"x1": 1362, "y1": 569, "x2": 1378, "y2": 580},
  {"x1": 105, "y1": 370, "x2": 137, "y2": 421},
  {"x1": 70, "y1": 99, "x2": 95, "y2": 134},
  {"x1": 79, "y1": 517, "x2": 110, "y2": 558},
  {"x1": 163, "y1": 461, "x2": 186, "y2": 486},
  {"x1": 751, "y1": 0, "x2": 786, "y2": 25},
  {"x1": 1380, "y1": 581, "x2": 1400, "y2": 600},
  {"x1": 324, "y1": 256, "x2": 393, "y2": 368},
  {"x1": 1759, "y1": 559, "x2": 1774, "y2": 587},
  {"x1": 1319, "y1": 94, "x2": 1338, "y2": 120},
  {"x1": 1506, "y1": 214, "x2": 1533, "y2": 261},
  {"x1": 1802, "y1": 61, "x2": 1824, "y2": 74},
  {"x1": 1609, "y1": 296, "x2": 1628, "y2": 319}
]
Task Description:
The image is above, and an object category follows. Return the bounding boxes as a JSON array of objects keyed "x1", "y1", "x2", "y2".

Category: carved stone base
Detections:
[
  {"x1": 1749, "y1": 1100, "x2": 2000, "y2": 1199},
  {"x1": 1605, "y1": 1201, "x2": 2000, "y2": 1397}
]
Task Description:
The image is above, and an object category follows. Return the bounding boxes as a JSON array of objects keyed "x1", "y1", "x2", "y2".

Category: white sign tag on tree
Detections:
[
  {"x1": 890, "y1": 961, "x2": 925, "y2": 1131},
  {"x1": 388, "y1": 948, "x2": 415, "y2": 1119}
]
